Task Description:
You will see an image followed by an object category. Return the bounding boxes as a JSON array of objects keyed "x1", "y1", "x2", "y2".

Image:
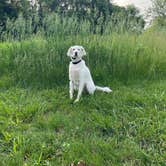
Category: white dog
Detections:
[{"x1": 67, "y1": 45, "x2": 112, "y2": 103}]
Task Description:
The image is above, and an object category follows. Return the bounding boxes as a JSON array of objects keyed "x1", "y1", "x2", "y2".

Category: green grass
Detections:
[
  {"x1": 0, "y1": 31, "x2": 166, "y2": 87},
  {"x1": 0, "y1": 30, "x2": 166, "y2": 165},
  {"x1": 0, "y1": 80, "x2": 165, "y2": 166}
]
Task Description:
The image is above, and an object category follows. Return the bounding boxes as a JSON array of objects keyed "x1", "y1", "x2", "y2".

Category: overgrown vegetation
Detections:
[
  {"x1": 0, "y1": 30, "x2": 166, "y2": 87},
  {"x1": 0, "y1": 0, "x2": 166, "y2": 165},
  {"x1": 0, "y1": 0, "x2": 145, "y2": 40}
]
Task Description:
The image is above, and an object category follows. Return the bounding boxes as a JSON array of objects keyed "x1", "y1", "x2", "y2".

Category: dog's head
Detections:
[{"x1": 67, "y1": 45, "x2": 86, "y2": 62}]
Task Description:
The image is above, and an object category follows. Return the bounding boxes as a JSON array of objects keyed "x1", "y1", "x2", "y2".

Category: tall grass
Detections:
[
  {"x1": 0, "y1": 14, "x2": 92, "y2": 41},
  {"x1": 0, "y1": 30, "x2": 166, "y2": 87},
  {"x1": 0, "y1": 13, "x2": 144, "y2": 41}
]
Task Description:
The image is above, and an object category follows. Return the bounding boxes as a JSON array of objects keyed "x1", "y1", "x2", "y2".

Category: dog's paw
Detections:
[{"x1": 74, "y1": 99, "x2": 79, "y2": 103}]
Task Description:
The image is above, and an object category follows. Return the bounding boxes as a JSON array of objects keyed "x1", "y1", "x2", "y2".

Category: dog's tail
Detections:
[{"x1": 95, "y1": 86, "x2": 112, "y2": 93}]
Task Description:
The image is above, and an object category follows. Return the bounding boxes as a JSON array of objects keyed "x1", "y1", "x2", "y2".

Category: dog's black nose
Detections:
[{"x1": 75, "y1": 52, "x2": 78, "y2": 56}]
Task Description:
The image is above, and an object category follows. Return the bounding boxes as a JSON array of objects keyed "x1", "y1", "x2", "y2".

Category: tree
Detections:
[
  {"x1": 151, "y1": 0, "x2": 166, "y2": 18},
  {"x1": 87, "y1": 0, "x2": 111, "y2": 34},
  {"x1": 0, "y1": 0, "x2": 18, "y2": 27},
  {"x1": 110, "y1": 5, "x2": 145, "y2": 33},
  {"x1": 150, "y1": 0, "x2": 166, "y2": 27},
  {"x1": 125, "y1": 5, "x2": 145, "y2": 31},
  {"x1": 38, "y1": 0, "x2": 112, "y2": 34},
  {"x1": 35, "y1": 0, "x2": 145, "y2": 34}
]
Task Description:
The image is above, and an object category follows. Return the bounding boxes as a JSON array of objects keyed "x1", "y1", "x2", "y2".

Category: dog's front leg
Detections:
[
  {"x1": 69, "y1": 81, "x2": 74, "y2": 100},
  {"x1": 74, "y1": 81, "x2": 84, "y2": 103}
]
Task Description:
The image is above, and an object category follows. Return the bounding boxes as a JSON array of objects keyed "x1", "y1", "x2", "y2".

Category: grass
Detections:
[
  {"x1": 0, "y1": 29, "x2": 166, "y2": 165},
  {"x1": 0, "y1": 31, "x2": 166, "y2": 87},
  {"x1": 0, "y1": 79, "x2": 166, "y2": 166}
]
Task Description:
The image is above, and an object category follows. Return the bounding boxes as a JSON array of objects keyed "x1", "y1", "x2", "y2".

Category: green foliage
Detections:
[
  {"x1": 0, "y1": 1, "x2": 145, "y2": 40},
  {"x1": 109, "y1": 5, "x2": 145, "y2": 33},
  {"x1": 0, "y1": 0, "x2": 18, "y2": 29},
  {"x1": 0, "y1": 31, "x2": 165, "y2": 87},
  {"x1": 150, "y1": 0, "x2": 166, "y2": 28},
  {"x1": 36, "y1": 0, "x2": 145, "y2": 35},
  {"x1": 151, "y1": 0, "x2": 166, "y2": 18},
  {"x1": 0, "y1": 80, "x2": 166, "y2": 165},
  {"x1": 0, "y1": 12, "x2": 145, "y2": 41},
  {"x1": 0, "y1": 2, "x2": 165, "y2": 165}
]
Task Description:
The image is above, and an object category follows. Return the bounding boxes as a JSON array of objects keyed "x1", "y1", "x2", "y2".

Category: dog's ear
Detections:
[
  {"x1": 80, "y1": 46, "x2": 86, "y2": 56},
  {"x1": 67, "y1": 47, "x2": 73, "y2": 56}
]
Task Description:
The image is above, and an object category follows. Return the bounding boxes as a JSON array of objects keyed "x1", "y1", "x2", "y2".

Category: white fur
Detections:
[{"x1": 67, "y1": 45, "x2": 112, "y2": 103}]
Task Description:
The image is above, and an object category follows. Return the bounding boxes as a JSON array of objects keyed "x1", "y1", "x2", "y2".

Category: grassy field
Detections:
[
  {"x1": 0, "y1": 31, "x2": 166, "y2": 165},
  {"x1": 0, "y1": 80, "x2": 166, "y2": 165}
]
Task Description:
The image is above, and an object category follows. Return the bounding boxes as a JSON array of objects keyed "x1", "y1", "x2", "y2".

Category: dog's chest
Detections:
[{"x1": 69, "y1": 67, "x2": 80, "y2": 81}]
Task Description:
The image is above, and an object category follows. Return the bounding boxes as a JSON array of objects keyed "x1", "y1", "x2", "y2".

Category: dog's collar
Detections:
[{"x1": 72, "y1": 60, "x2": 82, "y2": 65}]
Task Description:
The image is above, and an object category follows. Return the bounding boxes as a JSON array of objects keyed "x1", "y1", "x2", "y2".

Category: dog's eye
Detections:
[
  {"x1": 78, "y1": 49, "x2": 80, "y2": 51},
  {"x1": 73, "y1": 48, "x2": 75, "y2": 51}
]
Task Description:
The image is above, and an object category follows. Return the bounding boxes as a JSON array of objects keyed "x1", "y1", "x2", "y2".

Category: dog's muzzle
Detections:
[
  {"x1": 72, "y1": 52, "x2": 78, "y2": 60},
  {"x1": 72, "y1": 57, "x2": 76, "y2": 60}
]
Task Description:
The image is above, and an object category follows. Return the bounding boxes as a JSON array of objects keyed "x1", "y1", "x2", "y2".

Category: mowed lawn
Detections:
[{"x1": 0, "y1": 80, "x2": 165, "y2": 166}]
